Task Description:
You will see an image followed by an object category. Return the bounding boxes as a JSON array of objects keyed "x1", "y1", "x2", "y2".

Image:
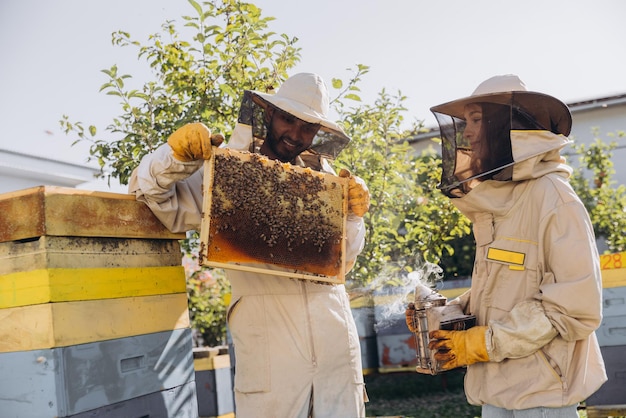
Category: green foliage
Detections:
[
  {"x1": 333, "y1": 89, "x2": 473, "y2": 287},
  {"x1": 60, "y1": 0, "x2": 301, "y2": 185},
  {"x1": 570, "y1": 130, "x2": 626, "y2": 253}
]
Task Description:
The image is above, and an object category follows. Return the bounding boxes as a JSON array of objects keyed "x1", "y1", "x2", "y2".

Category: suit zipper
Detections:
[{"x1": 301, "y1": 281, "x2": 317, "y2": 367}]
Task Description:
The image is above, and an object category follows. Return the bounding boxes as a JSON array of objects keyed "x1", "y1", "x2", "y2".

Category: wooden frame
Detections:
[{"x1": 199, "y1": 148, "x2": 348, "y2": 284}]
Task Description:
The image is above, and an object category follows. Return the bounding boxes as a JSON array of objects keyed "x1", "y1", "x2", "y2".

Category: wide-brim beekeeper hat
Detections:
[
  {"x1": 430, "y1": 74, "x2": 572, "y2": 136},
  {"x1": 236, "y1": 73, "x2": 350, "y2": 159}
]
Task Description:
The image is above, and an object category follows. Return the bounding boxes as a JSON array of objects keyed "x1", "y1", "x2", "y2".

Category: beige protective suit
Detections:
[
  {"x1": 452, "y1": 130, "x2": 607, "y2": 409},
  {"x1": 129, "y1": 125, "x2": 367, "y2": 418}
]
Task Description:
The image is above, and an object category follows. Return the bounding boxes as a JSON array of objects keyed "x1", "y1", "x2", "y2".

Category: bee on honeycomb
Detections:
[{"x1": 202, "y1": 148, "x2": 347, "y2": 279}]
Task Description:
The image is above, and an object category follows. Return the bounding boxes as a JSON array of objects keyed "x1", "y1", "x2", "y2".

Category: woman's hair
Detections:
[{"x1": 469, "y1": 102, "x2": 541, "y2": 180}]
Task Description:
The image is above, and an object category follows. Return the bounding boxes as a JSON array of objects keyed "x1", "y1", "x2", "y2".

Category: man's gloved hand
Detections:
[
  {"x1": 405, "y1": 303, "x2": 419, "y2": 333},
  {"x1": 428, "y1": 326, "x2": 489, "y2": 370},
  {"x1": 167, "y1": 122, "x2": 225, "y2": 162},
  {"x1": 339, "y1": 169, "x2": 370, "y2": 217}
]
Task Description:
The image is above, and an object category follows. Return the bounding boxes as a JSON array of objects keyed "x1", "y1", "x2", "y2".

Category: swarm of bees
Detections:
[{"x1": 201, "y1": 148, "x2": 347, "y2": 278}]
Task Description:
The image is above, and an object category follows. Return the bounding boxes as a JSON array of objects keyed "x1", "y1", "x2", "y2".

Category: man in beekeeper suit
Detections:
[
  {"x1": 408, "y1": 74, "x2": 607, "y2": 417},
  {"x1": 130, "y1": 73, "x2": 370, "y2": 418}
]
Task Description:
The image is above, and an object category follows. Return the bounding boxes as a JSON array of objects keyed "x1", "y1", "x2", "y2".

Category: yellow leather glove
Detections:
[
  {"x1": 405, "y1": 303, "x2": 419, "y2": 333},
  {"x1": 428, "y1": 326, "x2": 489, "y2": 370},
  {"x1": 167, "y1": 122, "x2": 225, "y2": 162},
  {"x1": 339, "y1": 169, "x2": 370, "y2": 217}
]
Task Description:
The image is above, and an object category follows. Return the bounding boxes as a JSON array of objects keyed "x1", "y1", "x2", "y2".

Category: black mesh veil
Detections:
[
  {"x1": 432, "y1": 95, "x2": 560, "y2": 198},
  {"x1": 237, "y1": 90, "x2": 350, "y2": 161}
]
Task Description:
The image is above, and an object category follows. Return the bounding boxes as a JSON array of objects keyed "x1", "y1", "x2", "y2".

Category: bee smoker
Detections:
[{"x1": 407, "y1": 282, "x2": 476, "y2": 374}]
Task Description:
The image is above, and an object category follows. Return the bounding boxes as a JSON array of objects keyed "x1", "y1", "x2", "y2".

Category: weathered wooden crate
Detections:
[
  {"x1": 0, "y1": 186, "x2": 197, "y2": 416},
  {"x1": 0, "y1": 328, "x2": 195, "y2": 417},
  {"x1": 0, "y1": 186, "x2": 184, "y2": 242},
  {"x1": 0, "y1": 186, "x2": 191, "y2": 352},
  {"x1": 194, "y1": 347, "x2": 235, "y2": 418},
  {"x1": 597, "y1": 258, "x2": 626, "y2": 347},
  {"x1": 0, "y1": 293, "x2": 191, "y2": 352},
  {"x1": 200, "y1": 148, "x2": 348, "y2": 284},
  {"x1": 0, "y1": 235, "x2": 183, "y2": 275},
  {"x1": 585, "y1": 404, "x2": 626, "y2": 418},
  {"x1": 0, "y1": 265, "x2": 186, "y2": 309},
  {"x1": 351, "y1": 294, "x2": 379, "y2": 375},
  {"x1": 586, "y1": 344, "x2": 626, "y2": 408}
]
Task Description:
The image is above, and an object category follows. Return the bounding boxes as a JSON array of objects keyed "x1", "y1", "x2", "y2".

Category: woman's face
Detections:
[
  {"x1": 461, "y1": 103, "x2": 487, "y2": 179},
  {"x1": 463, "y1": 103, "x2": 483, "y2": 149}
]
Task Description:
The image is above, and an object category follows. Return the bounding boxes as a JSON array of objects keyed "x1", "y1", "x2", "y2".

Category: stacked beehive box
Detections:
[
  {"x1": 193, "y1": 347, "x2": 235, "y2": 418},
  {"x1": 586, "y1": 251, "x2": 626, "y2": 417},
  {"x1": 0, "y1": 186, "x2": 198, "y2": 417},
  {"x1": 350, "y1": 293, "x2": 378, "y2": 375}
]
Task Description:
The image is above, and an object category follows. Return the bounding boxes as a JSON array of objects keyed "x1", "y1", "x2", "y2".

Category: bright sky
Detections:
[{"x1": 1, "y1": 0, "x2": 625, "y2": 191}]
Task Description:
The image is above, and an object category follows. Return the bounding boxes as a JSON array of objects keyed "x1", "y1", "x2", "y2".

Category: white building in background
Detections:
[
  {"x1": 409, "y1": 93, "x2": 626, "y2": 186},
  {"x1": 0, "y1": 148, "x2": 126, "y2": 195}
]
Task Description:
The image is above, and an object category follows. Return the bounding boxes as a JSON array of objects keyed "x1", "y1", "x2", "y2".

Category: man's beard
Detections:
[{"x1": 264, "y1": 127, "x2": 302, "y2": 163}]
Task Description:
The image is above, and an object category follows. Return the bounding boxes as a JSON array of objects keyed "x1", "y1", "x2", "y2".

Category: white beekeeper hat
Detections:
[
  {"x1": 249, "y1": 72, "x2": 351, "y2": 143},
  {"x1": 430, "y1": 74, "x2": 572, "y2": 136}
]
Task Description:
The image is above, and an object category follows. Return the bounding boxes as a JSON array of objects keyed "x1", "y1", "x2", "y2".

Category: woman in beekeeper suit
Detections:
[
  {"x1": 130, "y1": 73, "x2": 370, "y2": 418},
  {"x1": 413, "y1": 74, "x2": 607, "y2": 417}
]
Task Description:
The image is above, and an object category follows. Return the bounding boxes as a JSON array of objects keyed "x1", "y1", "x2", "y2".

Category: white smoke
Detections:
[{"x1": 350, "y1": 256, "x2": 444, "y2": 331}]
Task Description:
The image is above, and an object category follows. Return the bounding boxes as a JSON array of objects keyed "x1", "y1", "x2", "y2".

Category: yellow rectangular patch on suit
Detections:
[{"x1": 487, "y1": 247, "x2": 526, "y2": 267}]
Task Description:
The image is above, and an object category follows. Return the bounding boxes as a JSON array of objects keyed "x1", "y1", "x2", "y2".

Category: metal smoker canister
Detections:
[{"x1": 409, "y1": 283, "x2": 476, "y2": 375}]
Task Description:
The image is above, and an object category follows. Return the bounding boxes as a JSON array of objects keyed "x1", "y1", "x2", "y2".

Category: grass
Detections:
[
  {"x1": 363, "y1": 370, "x2": 620, "y2": 418},
  {"x1": 364, "y1": 369, "x2": 481, "y2": 418}
]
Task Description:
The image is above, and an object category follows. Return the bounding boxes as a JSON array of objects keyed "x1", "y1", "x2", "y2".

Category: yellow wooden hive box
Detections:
[{"x1": 0, "y1": 186, "x2": 190, "y2": 352}]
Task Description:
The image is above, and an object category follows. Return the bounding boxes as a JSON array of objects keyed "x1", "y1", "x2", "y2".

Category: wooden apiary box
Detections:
[
  {"x1": 68, "y1": 381, "x2": 198, "y2": 418},
  {"x1": 585, "y1": 344, "x2": 626, "y2": 407},
  {"x1": 194, "y1": 348, "x2": 235, "y2": 418},
  {"x1": 0, "y1": 328, "x2": 195, "y2": 417},
  {"x1": 200, "y1": 148, "x2": 349, "y2": 284},
  {"x1": 0, "y1": 185, "x2": 185, "y2": 242}
]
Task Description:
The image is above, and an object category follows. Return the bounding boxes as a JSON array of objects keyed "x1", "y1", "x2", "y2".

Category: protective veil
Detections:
[
  {"x1": 430, "y1": 75, "x2": 607, "y2": 409},
  {"x1": 129, "y1": 75, "x2": 367, "y2": 418}
]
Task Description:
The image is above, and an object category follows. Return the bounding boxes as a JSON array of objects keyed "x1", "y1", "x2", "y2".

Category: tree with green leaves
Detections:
[
  {"x1": 569, "y1": 130, "x2": 626, "y2": 253},
  {"x1": 334, "y1": 90, "x2": 472, "y2": 288},
  {"x1": 61, "y1": 0, "x2": 301, "y2": 185}
]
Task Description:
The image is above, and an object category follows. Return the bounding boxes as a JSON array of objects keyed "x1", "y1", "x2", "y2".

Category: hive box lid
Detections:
[{"x1": 0, "y1": 186, "x2": 185, "y2": 242}]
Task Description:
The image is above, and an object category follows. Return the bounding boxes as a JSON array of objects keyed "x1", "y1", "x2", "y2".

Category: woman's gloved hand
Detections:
[
  {"x1": 167, "y1": 122, "x2": 225, "y2": 162},
  {"x1": 428, "y1": 326, "x2": 489, "y2": 370},
  {"x1": 339, "y1": 169, "x2": 370, "y2": 217}
]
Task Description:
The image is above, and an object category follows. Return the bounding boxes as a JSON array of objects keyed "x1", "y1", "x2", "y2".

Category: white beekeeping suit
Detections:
[
  {"x1": 426, "y1": 75, "x2": 607, "y2": 415},
  {"x1": 130, "y1": 73, "x2": 369, "y2": 418}
]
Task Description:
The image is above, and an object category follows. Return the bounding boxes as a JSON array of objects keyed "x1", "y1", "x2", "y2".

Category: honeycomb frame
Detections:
[{"x1": 199, "y1": 147, "x2": 348, "y2": 284}]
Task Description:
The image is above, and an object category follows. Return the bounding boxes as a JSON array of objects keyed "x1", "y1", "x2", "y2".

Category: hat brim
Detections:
[
  {"x1": 430, "y1": 91, "x2": 572, "y2": 136},
  {"x1": 250, "y1": 91, "x2": 351, "y2": 142}
]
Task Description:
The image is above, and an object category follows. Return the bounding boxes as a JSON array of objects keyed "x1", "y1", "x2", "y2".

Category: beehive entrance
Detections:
[{"x1": 200, "y1": 148, "x2": 348, "y2": 282}]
